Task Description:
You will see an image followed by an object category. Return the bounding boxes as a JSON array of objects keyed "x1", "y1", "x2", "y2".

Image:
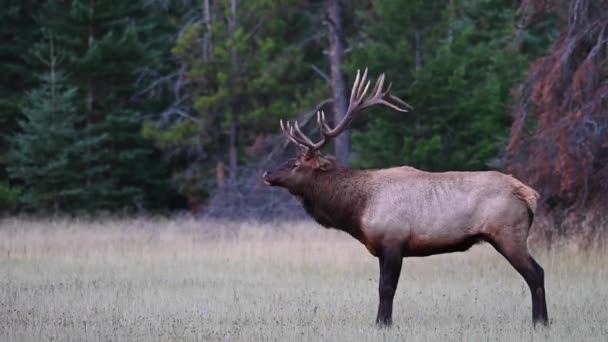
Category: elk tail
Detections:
[{"x1": 509, "y1": 176, "x2": 540, "y2": 226}]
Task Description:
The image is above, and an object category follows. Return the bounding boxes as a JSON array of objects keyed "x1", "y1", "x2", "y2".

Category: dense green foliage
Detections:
[
  {"x1": 0, "y1": 0, "x2": 557, "y2": 213},
  {"x1": 0, "y1": 1, "x2": 43, "y2": 210},
  {"x1": 3, "y1": 0, "x2": 175, "y2": 212},
  {"x1": 142, "y1": 0, "x2": 328, "y2": 202},
  {"x1": 350, "y1": 0, "x2": 529, "y2": 170}
]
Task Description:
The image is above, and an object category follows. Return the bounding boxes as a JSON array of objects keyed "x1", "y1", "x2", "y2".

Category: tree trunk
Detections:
[
  {"x1": 85, "y1": 0, "x2": 95, "y2": 190},
  {"x1": 325, "y1": 0, "x2": 349, "y2": 165},
  {"x1": 447, "y1": 0, "x2": 455, "y2": 43},
  {"x1": 49, "y1": 37, "x2": 59, "y2": 214},
  {"x1": 228, "y1": 0, "x2": 239, "y2": 180},
  {"x1": 414, "y1": 30, "x2": 422, "y2": 70},
  {"x1": 203, "y1": 0, "x2": 213, "y2": 62},
  {"x1": 86, "y1": 1, "x2": 94, "y2": 116},
  {"x1": 216, "y1": 160, "x2": 225, "y2": 188},
  {"x1": 229, "y1": 112, "x2": 238, "y2": 180}
]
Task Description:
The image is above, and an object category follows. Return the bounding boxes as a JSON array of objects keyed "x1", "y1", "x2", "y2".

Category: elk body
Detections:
[{"x1": 263, "y1": 69, "x2": 548, "y2": 327}]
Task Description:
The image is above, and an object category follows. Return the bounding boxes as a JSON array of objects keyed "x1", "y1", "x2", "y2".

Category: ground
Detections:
[{"x1": 0, "y1": 218, "x2": 606, "y2": 341}]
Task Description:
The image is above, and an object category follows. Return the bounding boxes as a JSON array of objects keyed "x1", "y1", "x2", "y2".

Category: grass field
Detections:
[{"x1": 0, "y1": 218, "x2": 607, "y2": 341}]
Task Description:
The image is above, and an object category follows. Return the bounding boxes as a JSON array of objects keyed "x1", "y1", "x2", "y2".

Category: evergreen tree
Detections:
[
  {"x1": 0, "y1": 1, "x2": 43, "y2": 210},
  {"x1": 7, "y1": 38, "x2": 92, "y2": 212},
  {"x1": 31, "y1": 0, "x2": 174, "y2": 211}
]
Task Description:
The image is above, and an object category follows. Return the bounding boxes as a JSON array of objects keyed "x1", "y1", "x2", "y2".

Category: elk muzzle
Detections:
[{"x1": 262, "y1": 170, "x2": 272, "y2": 185}]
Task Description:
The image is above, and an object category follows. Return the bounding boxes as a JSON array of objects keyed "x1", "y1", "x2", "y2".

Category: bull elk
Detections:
[{"x1": 263, "y1": 69, "x2": 548, "y2": 327}]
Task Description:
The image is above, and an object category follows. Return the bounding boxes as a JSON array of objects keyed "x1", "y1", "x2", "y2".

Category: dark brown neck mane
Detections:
[{"x1": 290, "y1": 167, "x2": 370, "y2": 239}]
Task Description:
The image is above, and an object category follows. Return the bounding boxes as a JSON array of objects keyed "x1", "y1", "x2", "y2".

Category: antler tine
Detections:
[
  {"x1": 364, "y1": 74, "x2": 413, "y2": 113},
  {"x1": 317, "y1": 110, "x2": 332, "y2": 132},
  {"x1": 371, "y1": 73, "x2": 386, "y2": 98},
  {"x1": 294, "y1": 121, "x2": 324, "y2": 148},
  {"x1": 356, "y1": 68, "x2": 371, "y2": 101},
  {"x1": 289, "y1": 125, "x2": 311, "y2": 149},
  {"x1": 371, "y1": 80, "x2": 413, "y2": 113},
  {"x1": 281, "y1": 119, "x2": 311, "y2": 150},
  {"x1": 376, "y1": 97, "x2": 411, "y2": 112},
  {"x1": 280, "y1": 119, "x2": 291, "y2": 139},
  {"x1": 349, "y1": 69, "x2": 362, "y2": 106},
  {"x1": 281, "y1": 120, "x2": 294, "y2": 141},
  {"x1": 390, "y1": 94, "x2": 414, "y2": 109},
  {"x1": 288, "y1": 124, "x2": 301, "y2": 145},
  {"x1": 359, "y1": 78, "x2": 372, "y2": 104},
  {"x1": 318, "y1": 70, "x2": 361, "y2": 138},
  {"x1": 382, "y1": 92, "x2": 413, "y2": 112}
]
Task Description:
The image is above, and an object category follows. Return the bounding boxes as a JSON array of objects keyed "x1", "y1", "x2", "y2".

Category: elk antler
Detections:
[{"x1": 281, "y1": 68, "x2": 412, "y2": 155}]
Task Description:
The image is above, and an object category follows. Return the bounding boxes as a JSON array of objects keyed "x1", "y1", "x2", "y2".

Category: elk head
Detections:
[{"x1": 263, "y1": 69, "x2": 412, "y2": 190}]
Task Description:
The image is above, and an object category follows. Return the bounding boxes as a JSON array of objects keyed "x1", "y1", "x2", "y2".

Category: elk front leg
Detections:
[{"x1": 376, "y1": 249, "x2": 403, "y2": 326}]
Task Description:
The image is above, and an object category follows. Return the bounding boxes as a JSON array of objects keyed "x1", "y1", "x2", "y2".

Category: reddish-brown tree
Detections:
[{"x1": 507, "y1": 0, "x2": 608, "y2": 244}]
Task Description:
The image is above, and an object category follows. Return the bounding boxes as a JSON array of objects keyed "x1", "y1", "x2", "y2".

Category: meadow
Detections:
[{"x1": 0, "y1": 218, "x2": 606, "y2": 341}]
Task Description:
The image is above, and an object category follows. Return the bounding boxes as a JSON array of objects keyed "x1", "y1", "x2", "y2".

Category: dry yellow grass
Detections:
[{"x1": 0, "y1": 217, "x2": 607, "y2": 341}]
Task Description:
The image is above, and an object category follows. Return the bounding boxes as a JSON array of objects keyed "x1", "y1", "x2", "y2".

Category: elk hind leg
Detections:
[{"x1": 490, "y1": 236, "x2": 548, "y2": 326}]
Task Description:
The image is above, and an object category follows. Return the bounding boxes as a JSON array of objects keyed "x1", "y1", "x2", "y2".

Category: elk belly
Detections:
[
  {"x1": 404, "y1": 232, "x2": 483, "y2": 256},
  {"x1": 360, "y1": 185, "x2": 484, "y2": 257}
]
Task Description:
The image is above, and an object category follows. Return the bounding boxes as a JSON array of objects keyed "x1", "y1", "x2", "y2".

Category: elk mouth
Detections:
[{"x1": 262, "y1": 171, "x2": 274, "y2": 186}]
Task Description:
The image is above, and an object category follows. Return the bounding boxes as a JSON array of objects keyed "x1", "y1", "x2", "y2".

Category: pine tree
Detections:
[
  {"x1": 31, "y1": 0, "x2": 174, "y2": 211},
  {"x1": 7, "y1": 37, "x2": 92, "y2": 212},
  {"x1": 0, "y1": 1, "x2": 43, "y2": 210}
]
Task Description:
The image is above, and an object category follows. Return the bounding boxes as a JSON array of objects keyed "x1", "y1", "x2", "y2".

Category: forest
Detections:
[{"x1": 0, "y1": 0, "x2": 606, "y2": 244}]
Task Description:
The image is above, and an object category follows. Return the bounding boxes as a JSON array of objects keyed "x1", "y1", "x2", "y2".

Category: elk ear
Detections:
[{"x1": 315, "y1": 156, "x2": 335, "y2": 171}]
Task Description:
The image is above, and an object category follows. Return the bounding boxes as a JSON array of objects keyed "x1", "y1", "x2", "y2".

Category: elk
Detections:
[{"x1": 262, "y1": 69, "x2": 548, "y2": 327}]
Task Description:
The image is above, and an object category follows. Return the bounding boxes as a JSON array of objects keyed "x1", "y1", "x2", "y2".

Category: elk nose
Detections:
[{"x1": 263, "y1": 170, "x2": 271, "y2": 179}]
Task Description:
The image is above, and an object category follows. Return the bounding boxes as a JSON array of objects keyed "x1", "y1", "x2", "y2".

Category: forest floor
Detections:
[{"x1": 0, "y1": 218, "x2": 606, "y2": 341}]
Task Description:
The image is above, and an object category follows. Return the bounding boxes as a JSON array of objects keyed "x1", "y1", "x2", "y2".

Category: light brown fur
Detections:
[
  {"x1": 264, "y1": 160, "x2": 548, "y2": 326},
  {"x1": 264, "y1": 69, "x2": 547, "y2": 327},
  {"x1": 508, "y1": 175, "x2": 540, "y2": 213}
]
